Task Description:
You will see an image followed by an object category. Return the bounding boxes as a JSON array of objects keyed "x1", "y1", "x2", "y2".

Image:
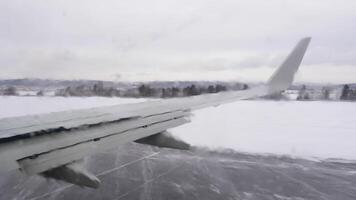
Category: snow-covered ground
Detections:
[
  {"x1": 176, "y1": 100, "x2": 356, "y2": 160},
  {"x1": 0, "y1": 96, "x2": 355, "y2": 160}
]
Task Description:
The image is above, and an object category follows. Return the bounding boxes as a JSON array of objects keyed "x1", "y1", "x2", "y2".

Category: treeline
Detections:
[
  {"x1": 0, "y1": 86, "x2": 44, "y2": 96},
  {"x1": 55, "y1": 82, "x2": 247, "y2": 98},
  {"x1": 295, "y1": 85, "x2": 335, "y2": 101},
  {"x1": 340, "y1": 84, "x2": 356, "y2": 101},
  {"x1": 55, "y1": 82, "x2": 120, "y2": 97},
  {"x1": 295, "y1": 84, "x2": 356, "y2": 101},
  {"x1": 137, "y1": 83, "x2": 241, "y2": 98},
  {"x1": 0, "y1": 86, "x2": 18, "y2": 96},
  {"x1": 3, "y1": 82, "x2": 356, "y2": 101}
]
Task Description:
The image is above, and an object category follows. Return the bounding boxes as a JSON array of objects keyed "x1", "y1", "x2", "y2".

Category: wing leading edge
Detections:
[{"x1": 0, "y1": 38, "x2": 311, "y2": 188}]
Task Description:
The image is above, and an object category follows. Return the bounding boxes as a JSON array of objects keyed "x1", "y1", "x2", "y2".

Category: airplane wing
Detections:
[{"x1": 0, "y1": 37, "x2": 311, "y2": 188}]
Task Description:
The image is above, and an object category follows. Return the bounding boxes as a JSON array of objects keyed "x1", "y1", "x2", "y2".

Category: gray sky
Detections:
[{"x1": 1, "y1": 0, "x2": 356, "y2": 83}]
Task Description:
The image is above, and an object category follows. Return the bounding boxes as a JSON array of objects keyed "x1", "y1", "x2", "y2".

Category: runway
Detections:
[{"x1": 1, "y1": 143, "x2": 356, "y2": 200}]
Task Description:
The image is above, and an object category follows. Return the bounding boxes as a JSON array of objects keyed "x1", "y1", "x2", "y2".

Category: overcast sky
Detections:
[{"x1": 1, "y1": 0, "x2": 356, "y2": 83}]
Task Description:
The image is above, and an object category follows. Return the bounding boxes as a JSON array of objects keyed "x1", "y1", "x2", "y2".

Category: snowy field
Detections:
[
  {"x1": 0, "y1": 96, "x2": 355, "y2": 160},
  {"x1": 176, "y1": 100, "x2": 356, "y2": 160}
]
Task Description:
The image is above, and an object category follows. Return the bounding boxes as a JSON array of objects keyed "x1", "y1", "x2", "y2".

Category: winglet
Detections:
[{"x1": 267, "y1": 37, "x2": 311, "y2": 93}]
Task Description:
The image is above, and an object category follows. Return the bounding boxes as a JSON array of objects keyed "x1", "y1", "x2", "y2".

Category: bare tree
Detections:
[
  {"x1": 37, "y1": 90, "x2": 44, "y2": 96},
  {"x1": 340, "y1": 84, "x2": 350, "y2": 100},
  {"x1": 321, "y1": 87, "x2": 330, "y2": 100},
  {"x1": 3, "y1": 86, "x2": 18, "y2": 96}
]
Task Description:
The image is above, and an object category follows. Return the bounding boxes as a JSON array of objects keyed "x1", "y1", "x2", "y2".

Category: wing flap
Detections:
[
  {"x1": 135, "y1": 131, "x2": 190, "y2": 150},
  {"x1": 41, "y1": 160, "x2": 101, "y2": 188}
]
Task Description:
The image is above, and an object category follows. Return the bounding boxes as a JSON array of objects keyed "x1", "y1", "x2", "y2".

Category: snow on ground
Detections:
[
  {"x1": 175, "y1": 100, "x2": 356, "y2": 160},
  {"x1": 0, "y1": 96, "x2": 355, "y2": 160}
]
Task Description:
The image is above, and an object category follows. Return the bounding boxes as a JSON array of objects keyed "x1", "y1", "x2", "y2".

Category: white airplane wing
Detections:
[{"x1": 0, "y1": 38, "x2": 311, "y2": 188}]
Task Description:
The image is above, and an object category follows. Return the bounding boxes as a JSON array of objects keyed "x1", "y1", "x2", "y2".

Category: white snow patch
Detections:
[
  {"x1": 274, "y1": 194, "x2": 305, "y2": 200},
  {"x1": 209, "y1": 184, "x2": 221, "y2": 194},
  {"x1": 173, "y1": 100, "x2": 356, "y2": 160}
]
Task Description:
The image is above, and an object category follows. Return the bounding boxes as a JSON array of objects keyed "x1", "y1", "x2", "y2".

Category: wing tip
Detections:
[
  {"x1": 300, "y1": 37, "x2": 312, "y2": 47},
  {"x1": 267, "y1": 37, "x2": 311, "y2": 93},
  {"x1": 302, "y1": 37, "x2": 312, "y2": 41}
]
